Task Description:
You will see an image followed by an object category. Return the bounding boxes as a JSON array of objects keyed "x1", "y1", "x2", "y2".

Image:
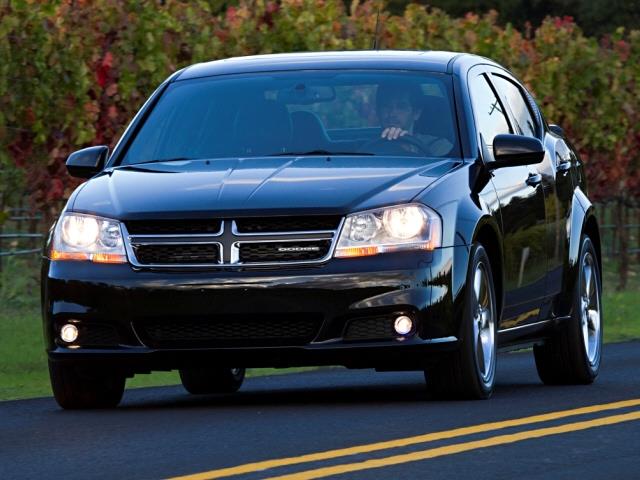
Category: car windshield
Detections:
[{"x1": 121, "y1": 70, "x2": 461, "y2": 165}]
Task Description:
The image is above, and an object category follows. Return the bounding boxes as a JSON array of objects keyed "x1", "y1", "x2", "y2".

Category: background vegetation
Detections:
[{"x1": 390, "y1": 0, "x2": 640, "y2": 37}]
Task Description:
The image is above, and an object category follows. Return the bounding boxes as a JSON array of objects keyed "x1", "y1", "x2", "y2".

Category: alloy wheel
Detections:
[
  {"x1": 472, "y1": 261, "x2": 496, "y2": 382},
  {"x1": 581, "y1": 252, "x2": 601, "y2": 365}
]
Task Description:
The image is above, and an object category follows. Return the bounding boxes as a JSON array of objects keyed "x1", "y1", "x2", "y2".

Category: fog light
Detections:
[
  {"x1": 60, "y1": 324, "x2": 79, "y2": 343},
  {"x1": 394, "y1": 315, "x2": 414, "y2": 335}
]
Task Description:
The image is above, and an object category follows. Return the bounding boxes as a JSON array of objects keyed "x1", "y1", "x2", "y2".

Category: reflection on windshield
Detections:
[{"x1": 122, "y1": 71, "x2": 461, "y2": 165}]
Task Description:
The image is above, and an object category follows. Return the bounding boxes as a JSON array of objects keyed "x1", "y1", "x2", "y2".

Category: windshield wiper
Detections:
[
  {"x1": 135, "y1": 157, "x2": 196, "y2": 164},
  {"x1": 266, "y1": 150, "x2": 374, "y2": 156}
]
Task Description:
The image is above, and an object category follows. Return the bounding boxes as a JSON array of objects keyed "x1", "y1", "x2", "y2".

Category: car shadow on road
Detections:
[{"x1": 116, "y1": 370, "x2": 548, "y2": 411}]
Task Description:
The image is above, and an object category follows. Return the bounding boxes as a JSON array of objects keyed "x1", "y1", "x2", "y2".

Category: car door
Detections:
[
  {"x1": 468, "y1": 67, "x2": 547, "y2": 329},
  {"x1": 489, "y1": 73, "x2": 574, "y2": 321},
  {"x1": 542, "y1": 135, "x2": 577, "y2": 313}
]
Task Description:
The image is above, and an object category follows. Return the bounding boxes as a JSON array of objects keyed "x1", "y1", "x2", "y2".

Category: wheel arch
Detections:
[
  {"x1": 558, "y1": 189, "x2": 602, "y2": 317},
  {"x1": 583, "y1": 209, "x2": 602, "y2": 276},
  {"x1": 471, "y1": 218, "x2": 504, "y2": 321}
]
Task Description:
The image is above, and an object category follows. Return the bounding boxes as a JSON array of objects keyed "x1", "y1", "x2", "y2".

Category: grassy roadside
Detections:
[{"x1": 1, "y1": 258, "x2": 638, "y2": 402}]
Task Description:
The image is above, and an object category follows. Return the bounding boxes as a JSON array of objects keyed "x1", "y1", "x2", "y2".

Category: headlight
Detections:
[
  {"x1": 51, "y1": 213, "x2": 127, "y2": 264},
  {"x1": 335, "y1": 204, "x2": 441, "y2": 258}
]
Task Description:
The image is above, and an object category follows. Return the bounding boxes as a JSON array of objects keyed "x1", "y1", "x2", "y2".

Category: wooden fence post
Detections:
[
  {"x1": 616, "y1": 199, "x2": 629, "y2": 290},
  {"x1": 637, "y1": 208, "x2": 640, "y2": 263}
]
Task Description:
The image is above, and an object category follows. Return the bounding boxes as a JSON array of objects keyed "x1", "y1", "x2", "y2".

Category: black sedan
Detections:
[{"x1": 42, "y1": 51, "x2": 603, "y2": 408}]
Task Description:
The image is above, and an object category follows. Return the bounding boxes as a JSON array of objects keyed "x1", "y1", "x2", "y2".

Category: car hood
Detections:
[{"x1": 71, "y1": 156, "x2": 458, "y2": 219}]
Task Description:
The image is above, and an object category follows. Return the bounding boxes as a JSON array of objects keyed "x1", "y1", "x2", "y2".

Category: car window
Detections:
[
  {"x1": 121, "y1": 71, "x2": 461, "y2": 164},
  {"x1": 469, "y1": 74, "x2": 511, "y2": 146},
  {"x1": 491, "y1": 75, "x2": 538, "y2": 138}
]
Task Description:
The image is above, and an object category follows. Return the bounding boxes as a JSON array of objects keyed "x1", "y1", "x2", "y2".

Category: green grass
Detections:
[
  {"x1": 0, "y1": 257, "x2": 638, "y2": 401},
  {"x1": 602, "y1": 259, "x2": 640, "y2": 342}
]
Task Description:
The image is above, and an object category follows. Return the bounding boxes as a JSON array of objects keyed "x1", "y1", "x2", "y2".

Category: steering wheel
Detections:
[{"x1": 359, "y1": 134, "x2": 431, "y2": 156}]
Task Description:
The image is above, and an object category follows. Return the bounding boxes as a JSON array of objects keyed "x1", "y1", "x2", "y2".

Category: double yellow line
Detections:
[{"x1": 169, "y1": 398, "x2": 640, "y2": 480}]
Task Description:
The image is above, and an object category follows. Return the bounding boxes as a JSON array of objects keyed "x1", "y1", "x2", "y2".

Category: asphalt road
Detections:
[{"x1": 2, "y1": 342, "x2": 639, "y2": 480}]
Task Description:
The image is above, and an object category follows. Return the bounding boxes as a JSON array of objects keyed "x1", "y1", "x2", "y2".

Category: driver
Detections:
[{"x1": 376, "y1": 83, "x2": 453, "y2": 156}]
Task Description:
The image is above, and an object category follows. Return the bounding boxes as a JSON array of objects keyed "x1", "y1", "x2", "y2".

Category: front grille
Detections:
[
  {"x1": 235, "y1": 216, "x2": 341, "y2": 233},
  {"x1": 125, "y1": 216, "x2": 342, "y2": 267},
  {"x1": 239, "y1": 240, "x2": 331, "y2": 263},
  {"x1": 133, "y1": 243, "x2": 220, "y2": 264},
  {"x1": 344, "y1": 316, "x2": 396, "y2": 340},
  {"x1": 136, "y1": 314, "x2": 322, "y2": 347},
  {"x1": 126, "y1": 219, "x2": 222, "y2": 235}
]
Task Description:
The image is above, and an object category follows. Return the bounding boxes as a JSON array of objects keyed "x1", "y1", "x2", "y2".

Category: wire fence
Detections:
[
  {"x1": 595, "y1": 202, "x2": 640, "y2": 257},
  {"x1": 0, "y1": 204, "x2": 44, "y2": 267}
]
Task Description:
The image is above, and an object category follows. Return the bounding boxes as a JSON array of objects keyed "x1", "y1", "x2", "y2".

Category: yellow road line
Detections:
[
  {"x1": 168, "y1": 398, "x2": 640, "y2": 480},
  {"x1": 266, "y1": 410, "x2": 640, "y2": 480}
]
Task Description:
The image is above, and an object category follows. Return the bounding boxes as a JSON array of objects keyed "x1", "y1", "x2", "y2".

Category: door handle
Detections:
[
  {"x1": 526, "y1": 172, "x2": 542, "y2": 187},
  {"x1": 557, "y1": 159, "x2": 571, "y2": 172}
]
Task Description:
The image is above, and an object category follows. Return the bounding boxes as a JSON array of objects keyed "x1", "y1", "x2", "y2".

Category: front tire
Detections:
[
  {"x1": 425, "y1": 243, "x2": 497, "y2": 399},
  {"x1": 49, "y1": 361, "x2": 125, "y2": 409},
  {"x1": 534, "y1": 235, "x2": 602, "y2": 384},
  {"x1": 179, "y1": 367, "x2": 245, "y2": 395}
]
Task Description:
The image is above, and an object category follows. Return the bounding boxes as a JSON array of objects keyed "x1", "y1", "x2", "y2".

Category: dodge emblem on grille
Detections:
[{"x1": 277, "y1": 246, "x2": 321, "y2": 252}]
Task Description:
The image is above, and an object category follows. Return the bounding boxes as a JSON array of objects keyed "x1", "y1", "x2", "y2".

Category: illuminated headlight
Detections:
[
  {"x1": 335, "y1": 204, "x2": 441, "y2": 258},
  {"x1": 51, "y1": 213, "x2": 127, "y2": 264}
]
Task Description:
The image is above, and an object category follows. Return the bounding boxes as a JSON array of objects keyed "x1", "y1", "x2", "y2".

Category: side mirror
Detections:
[
  {"x1": 489, "y1": 134, "x2": 544, "y2": 170},
  {"x1": 66, "y1": 146, "x2": 109, "y2": 179}
]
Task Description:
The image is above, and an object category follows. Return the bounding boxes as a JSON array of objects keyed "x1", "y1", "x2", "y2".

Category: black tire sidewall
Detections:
[{"x1": 49, "y1": 361, "x2": 125, "y2": 409}]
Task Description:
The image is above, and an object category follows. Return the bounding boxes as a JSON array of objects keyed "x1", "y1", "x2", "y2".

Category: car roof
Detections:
[{"x1": 176, "y1": 50, "x2": 472, "y2": 81}]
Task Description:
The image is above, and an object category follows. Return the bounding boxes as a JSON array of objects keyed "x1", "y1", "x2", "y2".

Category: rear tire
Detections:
[
  {"x1": 48, "y1": 361, "x2": 125, "y2": 409},
  {"x1": 425, "y1": 243, "x2": 497, "y2": 399},
  {"x1": 534, "y1": 235, "x2": 602, "y2": 384},
  {"x1": 179, "y1": 367, "x2": 245, "y2": 394}
]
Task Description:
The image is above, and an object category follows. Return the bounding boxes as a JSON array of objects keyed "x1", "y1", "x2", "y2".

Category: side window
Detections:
[
  {"x1": 469, "y1": 74, "x2": 511, "y2": 146},
  {"x1": 491, "y1": 75, "x2": 538, "y2": 138}
]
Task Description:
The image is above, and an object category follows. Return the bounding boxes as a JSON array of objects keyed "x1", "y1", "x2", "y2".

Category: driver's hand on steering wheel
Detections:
[{"x1": 381, "y1": 127, "x2": 409, "y2": 140}]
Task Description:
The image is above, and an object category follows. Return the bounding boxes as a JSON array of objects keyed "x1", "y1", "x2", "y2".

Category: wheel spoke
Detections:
[
  {"x1": 474, "y1": 267, "x2": 482, "y2": 305},
  {"x1": 588, "y1": 309, "x2": 599, "y2": 331},
  {"x1": 482, "y1": 308, "x2": 490, "y2": 328},
  {"x1": 582, "y1": 314, "x2": 589, "y2": 346},
  {"x1": 583, "y1": 262, "x2": 592, "y2": 300},
  {"x1": 473, "y1": 313, "x2": 480, "y2": 338}
]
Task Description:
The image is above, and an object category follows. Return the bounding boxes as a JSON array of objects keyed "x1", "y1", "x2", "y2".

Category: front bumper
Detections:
[{"x1": 42, "y1": 246, "x2": 467, "y2": 372}]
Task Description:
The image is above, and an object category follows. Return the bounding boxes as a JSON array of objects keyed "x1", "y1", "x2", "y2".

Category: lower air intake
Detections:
[
  {"x1": 137, "y1": 314, "x2": 323, "y2": 348},
  {"x1": 344, "y1": 316, "x2": 397, "y2": 340}
]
